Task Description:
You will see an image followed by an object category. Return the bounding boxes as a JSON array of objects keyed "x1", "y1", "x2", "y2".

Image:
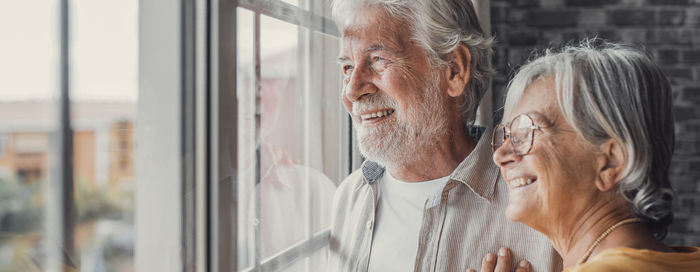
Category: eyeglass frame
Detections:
[{"x1": 491, "y1": 113, "x2": 542, "y2": 156}]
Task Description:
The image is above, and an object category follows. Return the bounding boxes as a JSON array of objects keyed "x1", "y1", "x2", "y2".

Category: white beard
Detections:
[{"x1": 353, "y1": 76, "x2": 449, "y2": 169}]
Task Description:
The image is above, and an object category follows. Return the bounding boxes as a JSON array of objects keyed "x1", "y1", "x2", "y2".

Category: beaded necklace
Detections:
[{"x1": 577, "y1": 218, "x2": 640, "y2": 265}]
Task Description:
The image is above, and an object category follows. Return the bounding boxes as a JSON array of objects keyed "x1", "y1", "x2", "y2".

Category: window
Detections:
[
  {"x1": 4, "y1": 0, "x2": 491, "y2": 271},
  {"x1": 0, "y1": 0, "x2": 138, "y2": 271},
  {"x1": 232, "y1": 0, "x2": 349, "y2": 271}
]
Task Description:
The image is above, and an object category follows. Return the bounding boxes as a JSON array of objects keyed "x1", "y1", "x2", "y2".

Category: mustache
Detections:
[{"x1": 351, "y1": 95, "x2": 397, "y2": 115}]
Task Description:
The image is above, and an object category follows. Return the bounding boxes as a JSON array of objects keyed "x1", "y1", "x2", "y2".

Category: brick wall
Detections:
[{"x1": 490, "y1": 0, "x2": 700, "y2": 246}]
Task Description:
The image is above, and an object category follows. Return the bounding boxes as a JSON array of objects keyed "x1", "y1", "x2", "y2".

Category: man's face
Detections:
[{"x1": 338, "y1": 5, "x2": 449, "y2": 167}]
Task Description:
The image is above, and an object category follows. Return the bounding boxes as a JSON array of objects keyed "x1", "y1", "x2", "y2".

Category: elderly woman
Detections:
[{"x1": 477, "y1": 40, "x2": 700, "y2": 272}]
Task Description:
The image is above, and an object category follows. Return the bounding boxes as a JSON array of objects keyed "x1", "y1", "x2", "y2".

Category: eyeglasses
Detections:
[{"x1": 491, "y1": 114, "x2": 541, "y2": 156}]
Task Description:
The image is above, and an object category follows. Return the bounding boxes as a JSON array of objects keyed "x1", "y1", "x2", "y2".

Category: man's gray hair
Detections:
[
  {"x1": 504, "y1": 39, "x2": 675, "y2": 238},
  {"x1": 331, "y1": 0, "x2": 494, "y2": 124}
]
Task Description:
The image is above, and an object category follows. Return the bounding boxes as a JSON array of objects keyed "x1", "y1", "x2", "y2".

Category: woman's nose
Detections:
[{"x1": 492, "y1": 137, "x2": 519, "y2": 168}]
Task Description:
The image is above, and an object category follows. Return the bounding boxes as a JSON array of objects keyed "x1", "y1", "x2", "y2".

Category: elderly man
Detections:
[{"x1": 327, "y1": 0, "x2": 562, "y2": 271}]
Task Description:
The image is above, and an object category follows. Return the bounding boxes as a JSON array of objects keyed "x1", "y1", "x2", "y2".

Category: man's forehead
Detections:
[{"x1": 341, "y1": 20, "x2": 407, "y2": 52}]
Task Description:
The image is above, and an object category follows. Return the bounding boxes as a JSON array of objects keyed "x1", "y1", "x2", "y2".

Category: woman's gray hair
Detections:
[
  {"x1": 331, "y1": 0, "x2": 494, "y2": 125},
  {"x1": 504, "y1": 39, "x2": 675, "y2": 238}
]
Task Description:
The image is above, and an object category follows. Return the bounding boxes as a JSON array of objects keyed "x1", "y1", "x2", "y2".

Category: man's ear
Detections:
[
  {"x1": 595, "y1": 138, "x2": 626, "y2": 192},
  {"x1": 445, "y1": 43, "x2": 471, "y2": 98}
]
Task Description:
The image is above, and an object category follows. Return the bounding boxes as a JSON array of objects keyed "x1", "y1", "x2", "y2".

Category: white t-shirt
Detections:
[{"x1": 367, "y1": 172, "x2": 451, "y2": 272}]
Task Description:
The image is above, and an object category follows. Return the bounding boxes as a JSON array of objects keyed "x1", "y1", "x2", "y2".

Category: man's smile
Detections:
[{"x1": 359, "y1": 109, "x2": 395, "y2": 124}]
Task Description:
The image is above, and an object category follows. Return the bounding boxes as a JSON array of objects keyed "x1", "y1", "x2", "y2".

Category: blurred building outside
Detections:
[{"x1": 0, "y1": 100, "x2": 136, "y2": 272}]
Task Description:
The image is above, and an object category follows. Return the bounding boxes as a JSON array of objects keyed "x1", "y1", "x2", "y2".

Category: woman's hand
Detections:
[{"x1": 467, "y1": 248, "x2": 531, "y2": 272}]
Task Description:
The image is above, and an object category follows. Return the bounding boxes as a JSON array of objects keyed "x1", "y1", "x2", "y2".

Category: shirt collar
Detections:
[
  {"x1": 449, "y1": 125, "x2": 501, "y2": 201},
  {"x1": 361, "y1": 160, "x2": 385, "y2": 184},
  {"x1": 360, "y1": 125, "x2": 498, "y2": 193}
]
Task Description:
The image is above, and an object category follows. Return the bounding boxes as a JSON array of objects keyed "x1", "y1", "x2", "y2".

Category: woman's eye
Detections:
[{"x1": 372, "y1": 56, "x2": 386, "y2": 62}]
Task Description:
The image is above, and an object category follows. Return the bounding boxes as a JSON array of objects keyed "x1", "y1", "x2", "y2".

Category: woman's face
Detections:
[{"x1": 492, "y1": 77, "x2": 603, "y2": 234}]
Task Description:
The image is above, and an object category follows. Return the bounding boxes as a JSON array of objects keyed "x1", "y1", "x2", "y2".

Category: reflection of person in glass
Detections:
[
  {"x1": 480, "y1": 40, "x2": 700, "y2": 272},
  {"x1": 327, "y1": 0, "x2": 561, "y2": 271},
  {"x1": 253, "y1": 63, "x2": 336, "y2": 262}
]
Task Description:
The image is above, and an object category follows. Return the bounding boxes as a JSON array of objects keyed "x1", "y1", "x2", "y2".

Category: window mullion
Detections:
[
  {"x1": 46, "y1": 0, "x2": 76, "y2": 270},
  {"x1": 247, "y1": 229, "x2": 330, "y2": 272},
  {"x1": 299, "y1": 10, "x2": 313, "y2": 270},
  {"x1": 209, "y1": 0, "x2": 239, "y2": 271},
  {"x1": 252, "y1": 10, "x2": 263, "y2": 271}
]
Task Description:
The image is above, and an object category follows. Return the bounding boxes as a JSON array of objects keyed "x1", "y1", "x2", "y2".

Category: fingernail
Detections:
[
  {"x1": 486, "y1": 254, "x2": 495, "y2": 262},
  {"x1": 499, "y1": 248, "x2": 508, "y2": 257},
  {"x1": 519, "y1": 260, "x2": 529, "y2": 268}
]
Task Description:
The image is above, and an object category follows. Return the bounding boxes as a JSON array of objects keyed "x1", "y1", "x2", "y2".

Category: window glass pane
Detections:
[
  {"x1": 236, "y1": 5, "x2": 341, "y2": 269},
  {"x1": 0, "y1": 1, "x2": 57, "y2": 270},
  {"x1": 71, "y1": 0, "x2": 137, "y2": 271},
  {"x1": 308, "y1": 30, "x2": 343, "y2": 234},
  {"x1": 258, "y1": 14, "x2": 314, "y2": 260}
]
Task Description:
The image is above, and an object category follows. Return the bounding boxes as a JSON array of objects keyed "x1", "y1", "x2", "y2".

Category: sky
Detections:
[
  {"x1": 1, "y1": 0, "x2": 299, "y2": 102},
  {"x1": 0, "y1": 0, "x2": 138, "y2": 101}
]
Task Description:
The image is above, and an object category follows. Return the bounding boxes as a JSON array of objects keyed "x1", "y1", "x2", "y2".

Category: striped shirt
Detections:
[{"x1": 327, "y1": 126, "x2": 562, "y2": 272}]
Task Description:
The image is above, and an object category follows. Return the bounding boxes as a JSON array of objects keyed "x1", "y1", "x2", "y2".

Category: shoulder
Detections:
[
  {"x1": 334, "y1": 169, "x2": 366, "y2": 199},
  {"x1": 331, "y1": 168, "x2": 370, "y2": 215},
  {"x1": 565, "y1": 252, "x2": 638, "y2": 272},
  {"x1": 329, "y1": 168, "x2": 375, "y2": 243},
  {"x1": 568, "y1": 247, "x2": 700, "y2": 272}
]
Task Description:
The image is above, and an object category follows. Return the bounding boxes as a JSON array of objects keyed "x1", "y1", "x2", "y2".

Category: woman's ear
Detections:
[
  {"x1": 445, "y1": 43, "x2": 471, "y2": 98},
  {"x1": 595, "y1": 138, "x2": 626, "y2": 192}
]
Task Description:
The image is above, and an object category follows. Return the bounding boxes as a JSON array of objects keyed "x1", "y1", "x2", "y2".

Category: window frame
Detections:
[
  {"x1": 44, "y1": 0, "x2": 76, "y2": 270},
  {"x1": 209, "y1": 0, "x2": 350, "y2": 271}
]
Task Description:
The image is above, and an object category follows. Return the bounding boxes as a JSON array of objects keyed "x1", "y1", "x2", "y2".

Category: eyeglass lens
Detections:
[
  {"x1": 510, "y1": 115, "x2": 534, "y2": 155},
  {"x1": 492, "y1": 115, "x2": 534, "y2": 155}
]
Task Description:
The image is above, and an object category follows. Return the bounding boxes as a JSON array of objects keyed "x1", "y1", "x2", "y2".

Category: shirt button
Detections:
[{"x1": 366, "y1": 220, "x2": 373, "y2": 229}]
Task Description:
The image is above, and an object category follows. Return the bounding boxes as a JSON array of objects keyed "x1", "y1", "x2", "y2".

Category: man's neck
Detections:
[{"x1": 387, "y1": 125, "x2": 476, "y2": 182}]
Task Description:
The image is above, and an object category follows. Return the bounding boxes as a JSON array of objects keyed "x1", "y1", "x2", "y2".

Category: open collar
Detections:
[
  {"x1": 449, "y1": 125, "x2": 500, "y2": 201},
  {"x1": 360, "y1": 125, "x2": 498, "y2": 200}
]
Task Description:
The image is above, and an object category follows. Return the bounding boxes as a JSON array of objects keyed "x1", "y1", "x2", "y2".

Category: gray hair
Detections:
[
  {"x1": 504, "y1": 39, "x2": 675, "y2": 238},
  {"x1": 331, "y1": 0, "x2": 494, "y2": 124}
]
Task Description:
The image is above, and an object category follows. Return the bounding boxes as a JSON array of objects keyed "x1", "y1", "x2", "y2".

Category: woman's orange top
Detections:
[{"x1": 565, "y1": 246, "x2": 700, "y2": 272}]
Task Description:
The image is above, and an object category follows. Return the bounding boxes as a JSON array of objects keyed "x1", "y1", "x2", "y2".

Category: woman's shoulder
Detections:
[{"x1": 565, "y1": 246, "x2": 700, "y2": 272}]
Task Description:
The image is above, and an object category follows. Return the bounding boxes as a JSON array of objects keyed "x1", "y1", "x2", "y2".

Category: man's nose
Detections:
[{"x1": 344, "y1": 63, "x2": 376, "y2": 102}]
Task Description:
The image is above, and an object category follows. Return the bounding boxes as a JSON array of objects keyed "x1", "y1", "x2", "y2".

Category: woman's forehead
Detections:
[{"x1": 508, "y1": 79, "x2": 558, "y2": 119}]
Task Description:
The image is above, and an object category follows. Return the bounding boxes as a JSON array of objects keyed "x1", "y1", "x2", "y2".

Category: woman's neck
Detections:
[{"x1": 548, "y1": 200, "x2": 671, "y2": 269}]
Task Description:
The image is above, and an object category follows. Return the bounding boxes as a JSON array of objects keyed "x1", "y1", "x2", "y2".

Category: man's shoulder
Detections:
[
  {"x1": 338, "y1": 168, "x2": 365, "y2": 190},
  {"x1": 330, "y1": 167, "x2": 375, "y2": 238},
  {"x1": 334, "y1": 168, "x2": 370, "y2": 204}
]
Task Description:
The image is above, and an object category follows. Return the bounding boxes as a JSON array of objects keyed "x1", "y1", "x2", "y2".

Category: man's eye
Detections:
[
  {"x1": 342, "y1": 65, "x2": 354, "y2": 75},
  {"x1": 370, "y1": 56, "x2": 389, "y2": 72}
]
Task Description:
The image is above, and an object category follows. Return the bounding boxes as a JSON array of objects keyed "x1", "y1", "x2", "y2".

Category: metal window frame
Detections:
[
  {"x1": 208, "y1": 0, "x2": 237, "y2": 271},
  {"x1": 45, "y1": 0, "x2": 76, "y2": 270},
  {"x1": 183, "y1": 0, "x2": 214, "y2": 271}
]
